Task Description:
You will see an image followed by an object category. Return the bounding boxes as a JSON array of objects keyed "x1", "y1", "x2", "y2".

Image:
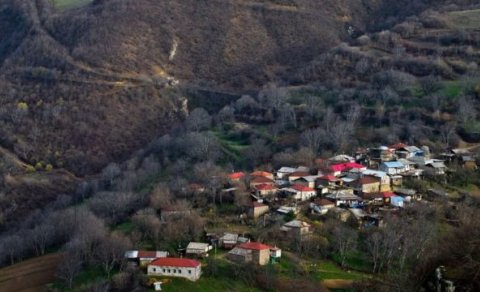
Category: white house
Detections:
[
  {"x1": 281, "y1": 184, "x2": 317, "y2": 201},
  {"x1": 379, "y1": 161, "x2": 406, "y2": 175},
  {"x1": 277, "y1": 167, "x2": 296, "y2": 179},
  {"x1": 186, "y1": 242, "x2": 212, "y2": 257},
  {"x1": 148, "y1": 258, "x2": 201, "y2": 281}
]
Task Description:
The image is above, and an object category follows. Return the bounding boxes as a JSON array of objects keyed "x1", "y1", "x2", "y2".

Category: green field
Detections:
[
  {"x1": 54, "y1": 0, "x2": 92, "y2": 9},
  {"x1": 161, "y1": 277, "x2": 261, "y2": 292}
]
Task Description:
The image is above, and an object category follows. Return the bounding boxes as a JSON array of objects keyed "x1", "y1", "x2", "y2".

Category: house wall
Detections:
[
  {"x1": 252, "y1": 249, "x2": 270, "y2": 265},
  {"x1": 227, "y1": 251, "x2": 252, "y2": 264},
  {"x1": 251, "y1": 206, "x2": 269, "y2": 218},
  {"x1": 362, "y1": 183, "x2": 380, "y2": 193},
  {"x1": 148, "y1": 265, "x2": 201, "y2": 281},
  {"x1": 294, "y1": 191, "x2": 316, "y2": 201}
]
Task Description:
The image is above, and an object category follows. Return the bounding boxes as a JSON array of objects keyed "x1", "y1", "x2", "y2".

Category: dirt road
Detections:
[{"x1": 0, "y1": 253, "x2": 62, "y2": 292}]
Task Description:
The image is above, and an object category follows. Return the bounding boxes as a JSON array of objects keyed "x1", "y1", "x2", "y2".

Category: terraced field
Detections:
[{"x1": 0, "y1": 253, "x2": 62, "y2": 292}]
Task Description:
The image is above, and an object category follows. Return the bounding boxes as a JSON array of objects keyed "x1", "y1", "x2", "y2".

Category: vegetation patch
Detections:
[
  {"x1": 53, "y1": 0, "x2": 92, "y2": 10},
  {"x1": 446, "y1": 9, "x2": 480, "y2": 29}
]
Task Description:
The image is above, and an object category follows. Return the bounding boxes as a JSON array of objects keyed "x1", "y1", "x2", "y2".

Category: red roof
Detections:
[
  {"x1": 138, "y1": 251, "x2": 157, "y2": 258},
  {"x1": 382, "y1": 192, "x2": 395, "y2": 198},
  {"x1": 251, "y1": 176, "x2": 274, "y2": 184},
  {"x1": 251, "y1": 171, "x2": 273, "y2": 178},
  {"x1": 150, "y1": 257, "x2": 200, "y2": 268},
  {"x1": 255, "y1": 184, "x2": 277, "y2": 191},
  {"x1": 291, "y1": 184, "x2": 315, "y2": 192},
  {"x1": 318, "y1": 175, "x2": 338, "y2": 182},
  {"x1": 389, "y1": 143, "x2": 408, "y2": 150},
  {"x1": 228, "y1": 172, "x2": 245, "y2": 180},
  {"x1": 330, "y1": 163, "x2": 365, "y2": 172},
  {"x1": 238, "y1": 242, "x2": 271, "y2": 251}
]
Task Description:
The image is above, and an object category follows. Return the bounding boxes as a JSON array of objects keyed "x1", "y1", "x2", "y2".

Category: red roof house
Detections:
[
  {"x1": 228, "y1": 242, "x2": 275, "y2": 265},
  {"x1": 228, "y1": 172, "x2": 245, "y2": 181},
  {"x1": 148, "y1": 258, "x2": 202, "y2": 281}
]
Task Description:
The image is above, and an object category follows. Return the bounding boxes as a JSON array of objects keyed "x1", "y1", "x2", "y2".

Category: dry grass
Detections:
[{"x1": 446, "y1": 9, "x2": 480, "y2": 29}]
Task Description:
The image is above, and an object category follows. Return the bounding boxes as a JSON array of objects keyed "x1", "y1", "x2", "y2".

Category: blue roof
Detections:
[{"x1": 382, "y1": 161, "x2": 404, "y2": 168}]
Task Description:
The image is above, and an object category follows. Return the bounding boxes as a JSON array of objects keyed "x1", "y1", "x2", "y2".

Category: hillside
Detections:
[{"x1": 0, "y1": 0, "x2": 479, "y2": 224}]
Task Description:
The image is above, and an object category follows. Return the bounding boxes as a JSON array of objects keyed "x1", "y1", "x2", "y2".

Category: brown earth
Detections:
[{"x1": 0, "y1": 253, "x2": 62, "y2": 292}]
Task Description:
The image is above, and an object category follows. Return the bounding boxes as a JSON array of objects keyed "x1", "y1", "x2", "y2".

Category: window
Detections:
[
  {"x1": 153, "y1": 268, "x2": 156, "y2": 272},
  {"x1": 163, "y1": 269, "x2": 166, "y2": 273},
  {"x1": 188, "y1": 270, "x2": 192, "y2": 274},
  {"x1": 173, "y1": 269, "x2": 177, "y2": 273},
  {"x1": 168, "y1": 269, "x2": 171, "y2": 273},
  {"x1": 179, "y1": 270, "x2": 182, "y2": 274}
]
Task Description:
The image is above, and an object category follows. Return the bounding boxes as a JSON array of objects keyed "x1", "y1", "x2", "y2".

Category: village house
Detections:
[
  {"x1": 351, "y1": 176, "x2": 381, "y2": 194},
  {"x1": 228, "y1": 172, "x2": 245, "y2": 182},
  {"x1": 329, "y1": 162, "x2": 367, "y2": 176},
  {"x1": 394, "y1": 188, "x2": 421, "y2": 201},
  {"x1": 325, "y1": 192, "x2": 362, "y2": 207},
  {"x1": 288, "y1": 171, "x2": 310, "y2": 182},
  {"x1": 461, "y1": 156, "x2": 478, "y2": 170},
  {"x1": 398, "y1": 159, "x2": 423, "y2": 178},
  {"x1": 124, "y1": 250, "x2": 169, "y2": 266},
  {"x1": 227, "y1": 242, "x2": 273, "y2": 265},
  {"x1": 277, "y1": 205, "x2": 299, "y2": 215},
  {"x1": 361, "y1": 169, "x2": 391, "y2": 190},
  {"x1": 368, "y1": 146, "x2": 395, "y2": 164},
  {"x1": 251, "y1": 171, "x2": 274, "y2": 180},
  {"x1": 379, "y1": 161, "x2": 406, "y2": 175},
  {"x1": 316, "y1": 175, "x2": 342, "y2": 190},
  {"x1": 254, "y1": 183, "x2": 278, "y2": 196},
  {"x1": 249, "y1": 201, "x2": 269, "y2": 219},
  {"x1": 393, "y1": 145, "x2": 424, "y2": 159},
  {"x1": 281, "y1": 220, "x2": 311, "y2": 238},
  {"x1": 314, "y1": 198, "x2": 335, "y2": 209},
  {"x1": 250, "y1": 176, "x2": 274, "y2": 188},
  {"x1": 220, "y1": 233, "x2": 238, "y2": 249},
  {"x1": 361, "y1": 192, "x2": 384, "y2": 206},
  {"x1": 292, "y1": 175, "x2": 318, "y2": 189},
  {"x1": 281, "y1": 184, "x2": 317, "y2": 201},
  {"x1": 147, "y1": 258, "x2": 201, "y2": 281},
  {"x1": 186, "y1": 242, "x2": 212, "y2": 257},
  {"x1": 422, "y1": 160, "x2": 447, "y2": 176},
  {"x1": 276, "y1": 167, "x2": 296, "y2": 179}
]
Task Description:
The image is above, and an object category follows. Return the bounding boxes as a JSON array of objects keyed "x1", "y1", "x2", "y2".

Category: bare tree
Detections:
[
  {"x1": 183, "y1": 132, "x2": 222, "y2": 162},
  {"x1": 440, "y1": 122, "x2": 457, "y2": 148},
  {"x1": 332, "y1": 225, "x2": 357, "y2": 268},
  {"x1": 30, "y1": 224, "x2": 55, "y2": 256},
  {"x1": 258, "y1": 83, "x2": 288, "y2": 110},
  {"x1": 457, "y1": 95, "x2": 477, "y2": 125},
  {"x1": 300, "y1": 127, "x2": 324, "y2": 154},
  {"x1": 102, "y1": 163, "x2": 121, "y2": 186},
  {"x1": 56, "y1": 252, "x2": 83, "y2": 289},
  {"x1": 95, "y1": 233, "x2": 132, "y2": 277},
  {"x1": 186, "y1": 108, "x2": 212, "y2": 132}
]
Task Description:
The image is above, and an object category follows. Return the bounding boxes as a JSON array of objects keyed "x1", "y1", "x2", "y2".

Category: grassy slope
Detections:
[{"x1": 53, "y1": 0, "x2": 92, "y2": 9}]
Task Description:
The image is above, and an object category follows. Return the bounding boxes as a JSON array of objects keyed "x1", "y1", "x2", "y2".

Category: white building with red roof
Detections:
[
  {"x1": 227, "y1": 242, "x2": 279, "y2": 265},
  {"x1": 147, "y1": 257, "x2": 202, "y2": 281},
  {"x1": 281, "y1": 184, "x2": 317, "y2": 201},
  {"x1": 254, "y1": 183, "x2": 278, "y2": 196}
]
